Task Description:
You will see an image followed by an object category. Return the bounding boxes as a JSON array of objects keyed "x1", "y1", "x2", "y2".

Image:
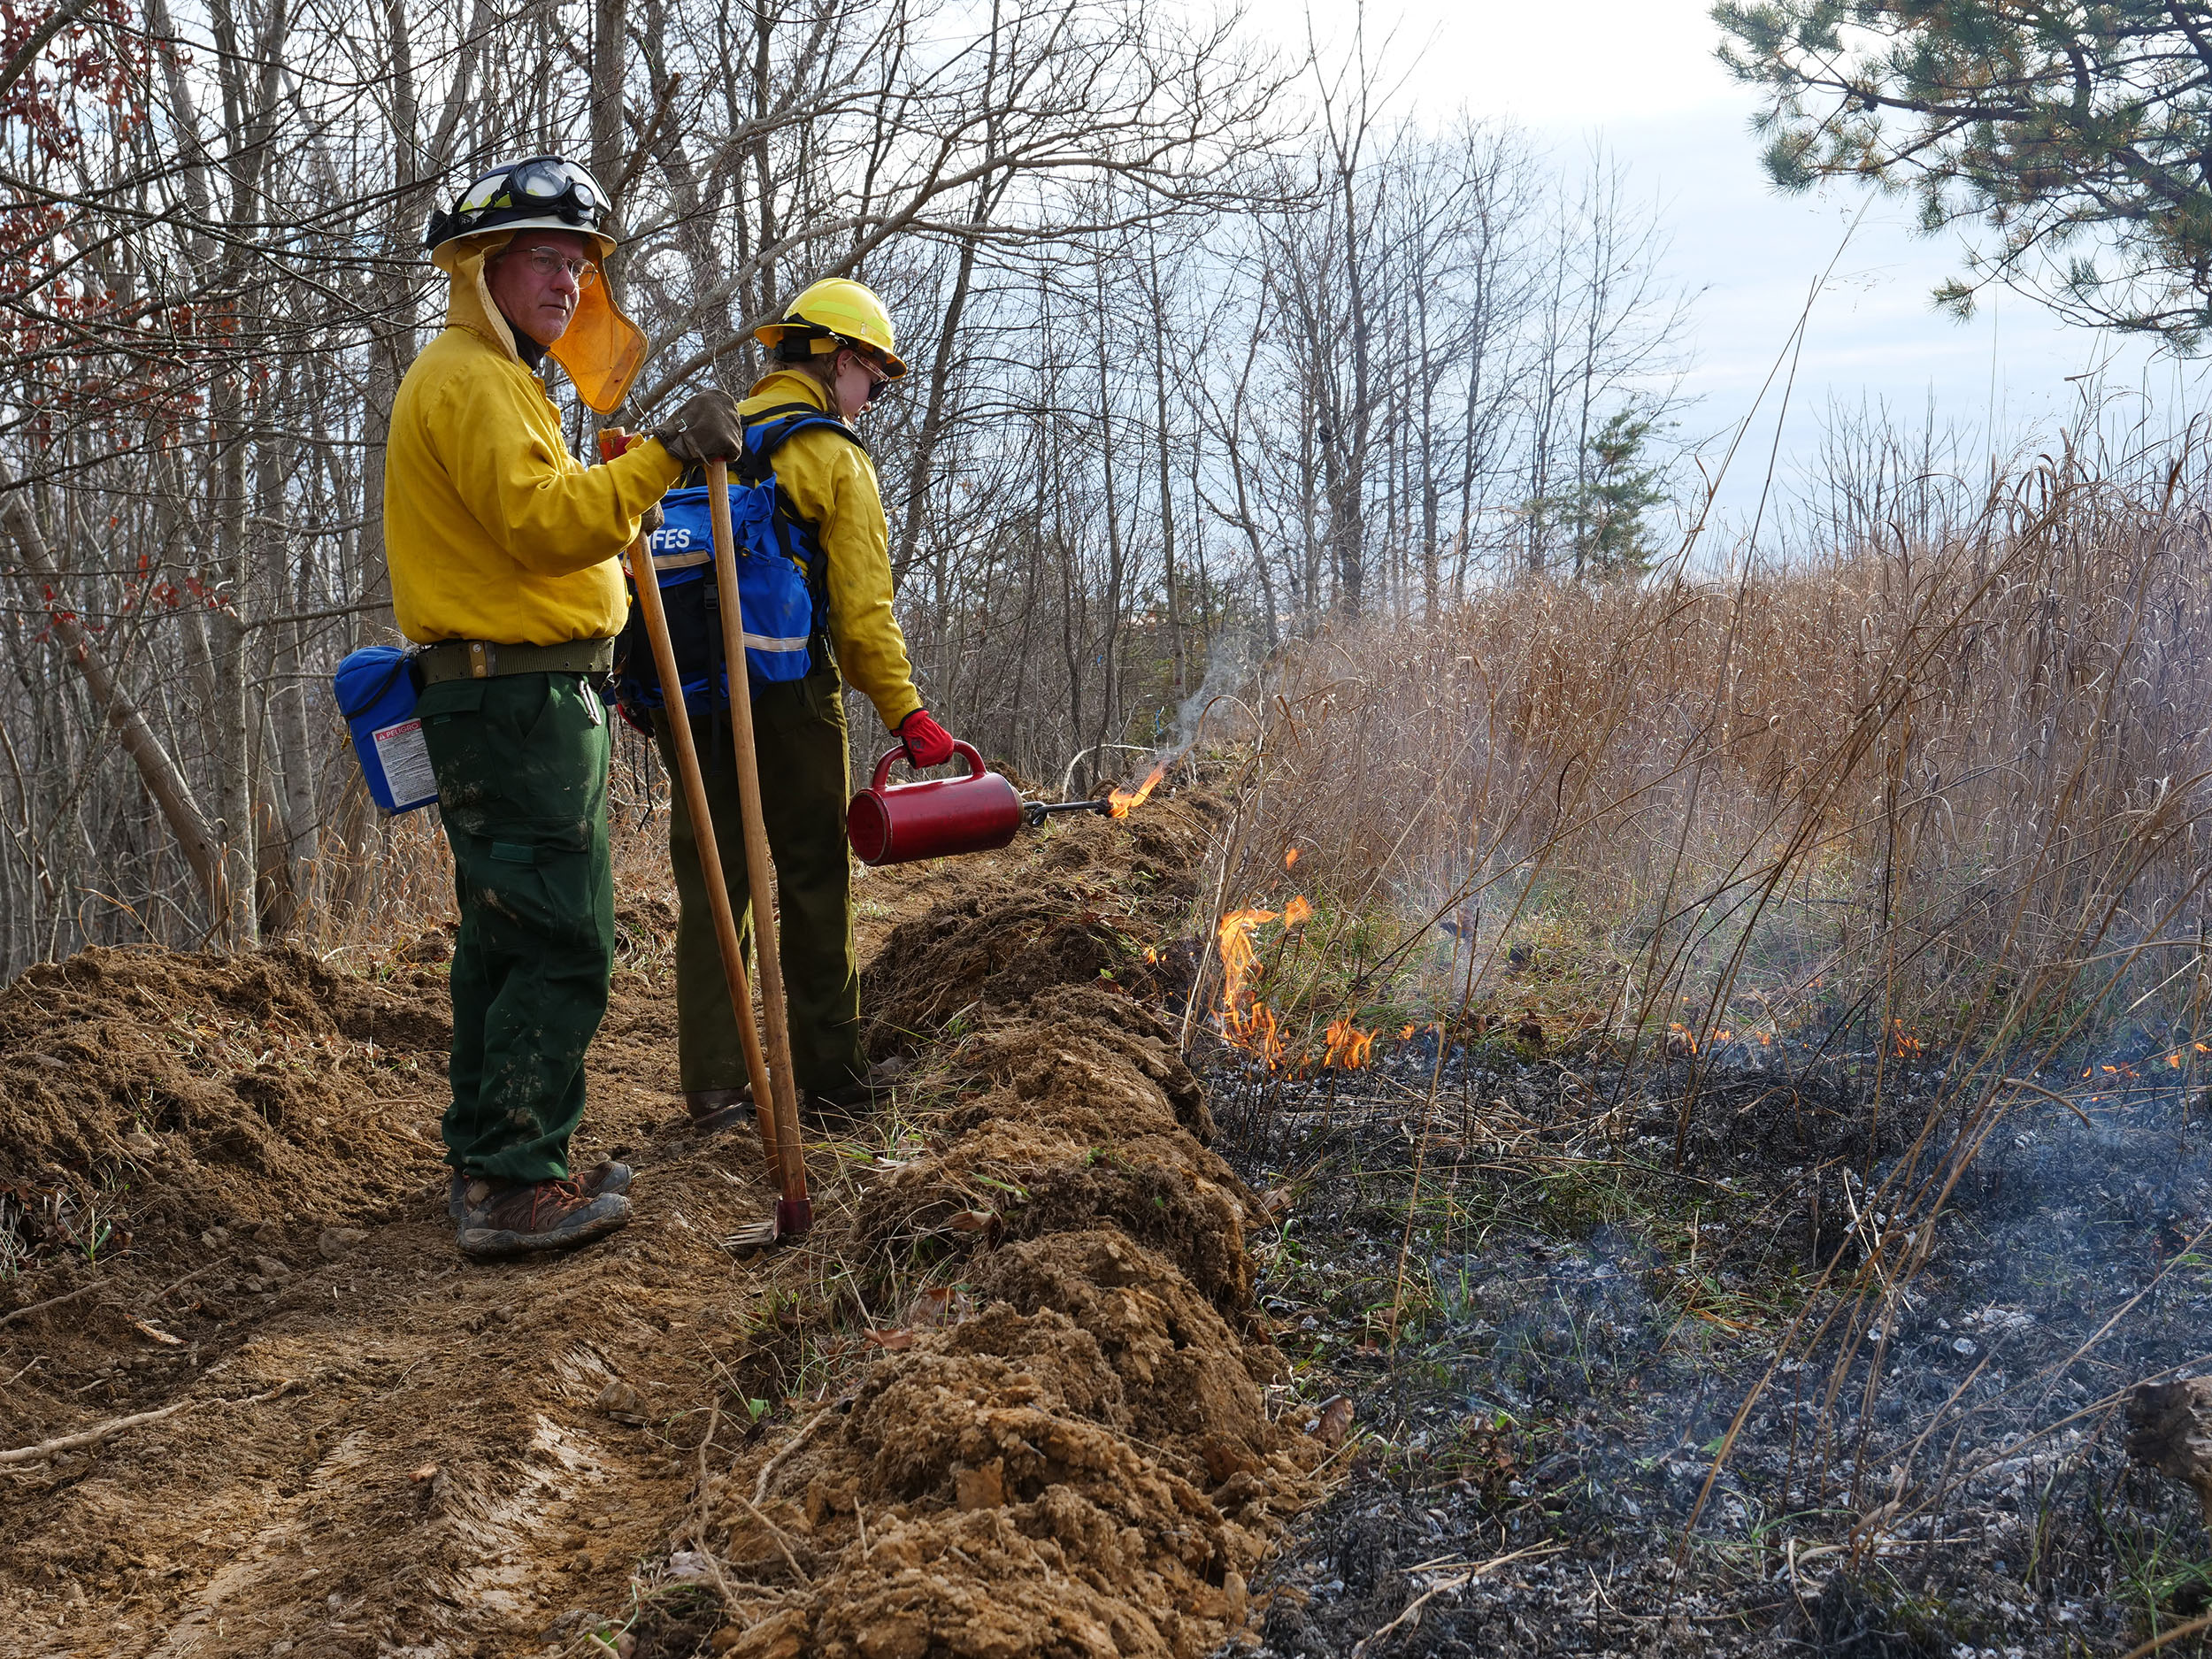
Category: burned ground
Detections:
[
  {"x1": 0, "y1": 788, "x2": 1327, "y2": 1659},
  {"x1": 1222, "y1": 1038, "x2": 2212, "y2": 1656}
]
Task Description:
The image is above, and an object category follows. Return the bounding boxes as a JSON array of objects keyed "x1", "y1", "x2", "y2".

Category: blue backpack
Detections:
[{"x1": 611, "y1": 403, "x2": 866, "y2": 719}]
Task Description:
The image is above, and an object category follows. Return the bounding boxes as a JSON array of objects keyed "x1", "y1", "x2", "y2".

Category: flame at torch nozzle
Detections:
[{"x1": 1108, "y1": 757, "x2": 1171, "y2": 818}]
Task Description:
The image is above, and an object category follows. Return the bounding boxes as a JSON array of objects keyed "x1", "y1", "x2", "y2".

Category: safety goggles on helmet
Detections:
[{"x1": 424, "y1": 154, "x2": 612, "y2": 252}]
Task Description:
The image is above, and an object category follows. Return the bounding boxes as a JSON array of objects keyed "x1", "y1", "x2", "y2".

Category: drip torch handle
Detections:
[{"x1": 1020, "y1": 798, "x2": 1115, "y2": 826}]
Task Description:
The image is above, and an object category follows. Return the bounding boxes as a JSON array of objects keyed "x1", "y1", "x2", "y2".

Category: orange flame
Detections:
[
  {"x1": 1217, "y1": 907, "x2": 1284, "y2": 1066},
  {"x1": 1284, "y1": 847, "x2": 1300, "y2": 867},
  {"x1": 1284, "y1": 895, "x2": 1314, "y2": 927},
  {"x1": 1323, "y1": 1018, "x2": 1376, "y2": 1069},
  {"x1": 1886, "y1": 1020, "x2": 1924, "y2": 1059},
  {"x1": 1108, "y1": 758, "x2": 1170, "y2": 818}
]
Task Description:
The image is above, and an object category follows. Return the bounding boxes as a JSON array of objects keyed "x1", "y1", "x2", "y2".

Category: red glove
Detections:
[{"x1": 897, "y1": 709, "x2": 956, "y2": 768}]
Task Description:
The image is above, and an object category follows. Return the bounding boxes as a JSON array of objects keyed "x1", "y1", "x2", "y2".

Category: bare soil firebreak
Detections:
[{"x1": 0, "y1": 791, "x2": 1326, "y2": 1657}]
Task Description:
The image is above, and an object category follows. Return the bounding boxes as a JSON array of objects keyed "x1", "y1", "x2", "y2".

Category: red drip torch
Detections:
[{"x1": 847, "y1": 743, "x2": 1112, "y2": 865}]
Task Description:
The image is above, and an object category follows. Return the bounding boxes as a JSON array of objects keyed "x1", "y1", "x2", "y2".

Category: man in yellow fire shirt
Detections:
[{"x1": 385, "y1": 154, "x2": 741, "y2": 1258}]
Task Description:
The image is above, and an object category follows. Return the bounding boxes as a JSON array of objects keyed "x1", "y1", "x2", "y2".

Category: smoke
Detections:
[{"x1": 1168, "y1": 628, "x2": 1264, "y2": 755}]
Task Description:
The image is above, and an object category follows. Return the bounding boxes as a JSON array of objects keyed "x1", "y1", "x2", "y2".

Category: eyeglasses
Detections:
[{"x1": 513, "y1": 245, "x2": 599, "y2": 287}]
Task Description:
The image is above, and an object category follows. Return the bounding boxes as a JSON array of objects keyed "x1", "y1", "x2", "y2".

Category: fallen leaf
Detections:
[
  {"x1": 1258, "y1": 1187, "x2": 1294, "y2": 1218},
  {"x1": 903, "y1": 1285, "x2": 969, "y2": 1328},
  {"x1": 945, "y1": 1210, "x2": 995, "y2": 1232},
  {"x1": 131, "y1": 1319, "x2": 182, "y2": 1347},
  {"x1": 410, "y1": 1463, "x2": 440, "y2": 1483},
  {"x1": 595, "y1": 1381, "x2": 647, "y2": 1424},
  {"x1": 862, "y1": 1327, "x2": 915, "y2": 1351},
  {"x1": 1202, "y1": 1440, "x2": 1263, "y2": 1482},
  {"x1": 1310, "y1": 1394, "x2": 1355, "y2": 1448}
]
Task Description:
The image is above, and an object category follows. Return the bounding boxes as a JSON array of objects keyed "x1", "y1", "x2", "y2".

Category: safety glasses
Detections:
[{"x1": 842, "y1": 343, "x2": 897, "y2": 403}]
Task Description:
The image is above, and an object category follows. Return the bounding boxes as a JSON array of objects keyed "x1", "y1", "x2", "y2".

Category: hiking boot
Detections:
[
  {"x1": 456, "y1": 1177, "x2": 631, "y2": 1259},
  {"x1": 684, "y1": 1087, "x2": 754, "y2": 1134},
  {"x1": 449, "y1": 1160, "x2": 629, "y2": 1224}
]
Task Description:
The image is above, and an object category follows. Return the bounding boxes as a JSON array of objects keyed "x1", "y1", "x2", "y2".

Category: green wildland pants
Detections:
[
  {"x1": 419, "y1": 671, "x2": 614, "y2": 1184},
  {"x1": 651, "y1": 665, "x2": 864, "y2": 1098}
]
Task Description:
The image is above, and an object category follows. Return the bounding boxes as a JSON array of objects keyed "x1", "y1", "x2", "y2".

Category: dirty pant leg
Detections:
[
  {"x1": 653, "y1": 668, "x2": 860, "y2": 1098},
  {"x1": 757, "y1": 670, "x2": 861, "y2": 1094},
  {"x1": 422, "y1": 672, "x2": 614, "y2": 1184}
]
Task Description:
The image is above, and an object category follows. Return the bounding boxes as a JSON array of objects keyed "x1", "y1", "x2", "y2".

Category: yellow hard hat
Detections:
[{"x1": 754, "y1": 278, "x2": 907, "y2": 379}]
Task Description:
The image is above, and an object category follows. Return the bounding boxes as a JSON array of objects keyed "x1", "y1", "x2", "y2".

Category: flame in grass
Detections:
[
  {"x1": 1886, "y1": 1020, "x2": 1924, "y2": 1060},
  {"x1": 1284, "y1": 847, "x2": 1300, "y2": 867},
  {"x1": 1108, "y1": 757, "x2": 1170, "y2": 818},
  {"x1": 1213, "y1": 895, "x2": 1368, "y2": 1072},
  {"x1": 1217, "y1": 907, "x2": 1284, "y2": 1067},
  {"x1": 1323, "y1": 1018, "x2": 1377, "y2": 1070}
]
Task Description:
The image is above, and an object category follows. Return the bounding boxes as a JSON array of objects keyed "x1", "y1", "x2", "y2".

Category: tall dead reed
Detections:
[{"x1": 1205, "y1": 438, "x2": 2212, "y2": 1079}]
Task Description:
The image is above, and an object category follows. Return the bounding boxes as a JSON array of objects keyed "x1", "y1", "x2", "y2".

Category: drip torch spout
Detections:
[{"x1": 1021, "y1": 798, "x2": 1114, "y2": 828}]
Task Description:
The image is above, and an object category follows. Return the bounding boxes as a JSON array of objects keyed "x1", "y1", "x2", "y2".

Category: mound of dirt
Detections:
[
  {"x1": 0, "y1": 942, "x2": 452, "y2": 1264},
  {"x1": 693, "y1": 792, "x2": 1322, "y2": 1658},
  {"x1": 0, "y1": 787, "x2": 1317, "y2": 1658},
  {"x1": 854, "y1": 986, "x2": 1256, "y2": 1314},
  {"x1": 859, "y1": 795, "x2": 1224, "y2": 1056}
]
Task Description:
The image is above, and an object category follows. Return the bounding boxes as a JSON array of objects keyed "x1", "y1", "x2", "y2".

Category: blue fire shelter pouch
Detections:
[
  {"x1": 332, "y1": 644, "x2": 438, "y2": 814},
  {"x1": 611, "y1": 405, "x2": 865, "y2": 722}
]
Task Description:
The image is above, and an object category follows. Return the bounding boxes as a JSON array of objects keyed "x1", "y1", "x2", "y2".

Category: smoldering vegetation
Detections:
[{"x1": 1179, "y1": 437, "x2": 2212, "y2": 1655}]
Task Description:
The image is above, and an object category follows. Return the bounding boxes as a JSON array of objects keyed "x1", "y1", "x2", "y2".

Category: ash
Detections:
[{"x1": 1212, "y1": 1036, "x2": 2212, "y2": 1657}]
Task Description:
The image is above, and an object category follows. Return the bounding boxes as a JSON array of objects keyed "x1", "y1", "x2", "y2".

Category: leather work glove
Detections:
[
  {"x1": 640, "y1": 500, "x2": 664, "y2": 536},
  {"x1": 897, "y1": 709, "x2": 956, "y2": 768},
  {"x1": 651, "y1": 390, "x2": 744, "y2": 465}
]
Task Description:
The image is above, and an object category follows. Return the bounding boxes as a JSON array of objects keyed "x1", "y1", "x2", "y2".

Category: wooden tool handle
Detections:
[
  {"x1": 705, "y1": 457, "x2": 810, "y2": 1233},
  {"x1": 618, "y1": 483, "x2": 780, "y2": 1186}
]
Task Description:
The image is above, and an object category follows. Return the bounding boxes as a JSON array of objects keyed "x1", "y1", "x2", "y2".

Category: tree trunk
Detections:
[{"x1": 0, "y1": 461, "x2": 222, "y2": 910}]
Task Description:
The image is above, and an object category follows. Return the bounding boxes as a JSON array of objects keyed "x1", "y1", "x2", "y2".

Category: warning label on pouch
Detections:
[{"x1": 373, "y1": 718, "x2": 440, "y2": 810}]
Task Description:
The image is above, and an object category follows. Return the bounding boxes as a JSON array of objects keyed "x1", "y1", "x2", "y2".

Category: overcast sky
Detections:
[{"x1": 1256, "y1": 0, "x2": 2198, "y2": 529}]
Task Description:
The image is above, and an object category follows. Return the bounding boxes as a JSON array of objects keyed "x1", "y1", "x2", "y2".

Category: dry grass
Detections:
[
  {"x1": 1199, "y1": 439, "x2": 2212, "y2": 1079},
  {"x1": 1190, "y1": 435, "x2": 2212, "y2": 1613}
]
